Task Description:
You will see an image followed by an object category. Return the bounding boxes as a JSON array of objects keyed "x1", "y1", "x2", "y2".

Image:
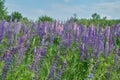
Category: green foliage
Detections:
[
  {"x1": 72, "y1": 13, "x2": 120, "y2": 27},
  {"x1": 53, "y1": 36, "x2": 61, "y2": 46},
  {"x1": 11, "y1": 11, "x2": 23, "y2": 21},
  {"x1": 78, "y1": 18, "x2": 90, "y2": 26},
  {"x1": 5, "y1": 15, "x2": 11, "y2": 22},
  {"x1": 7, "y1": 64, "x2": 33, "y2": 80},
  {"x1": 5, "y1": 11, "x2": 23, "y2": 22},
  {"x1": 38, "y1": 15, "x2": 53, "y2": 22},
  {"x1": 0, "y1": 1, "x2": 120, "y2": 79},
  {"x1": 0, "y1": 0, "x2": 7, "y2": 20},
  {"x1": 92, "y1": 13, "x2": 100, "y2": 20}
]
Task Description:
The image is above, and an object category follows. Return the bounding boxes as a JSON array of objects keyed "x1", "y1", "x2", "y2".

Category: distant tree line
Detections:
[
  {"x1": 0, "y1": 0, "x2": 120, "y2": 26},
  {"x1": 70, "y1": 13, "x2": 120, "y2": 27}
]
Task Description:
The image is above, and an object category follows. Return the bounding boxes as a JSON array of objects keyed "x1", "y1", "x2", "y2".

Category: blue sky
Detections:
[{"x1": 5, "y1": 0, "x2": 120, "y2": 21}]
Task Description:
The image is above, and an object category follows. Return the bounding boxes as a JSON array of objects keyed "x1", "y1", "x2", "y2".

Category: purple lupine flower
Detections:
[
  {"x1": 67, "y1": 32, "x2": 72, "y2": 48},
  {"x1": 114, "y1": 25, "x2": 119, "y2": 34},
  {"x1": 88, "y1": 27, "x2": 92, "y2": 37},
  {"x1": 104, "y1": 41, "x2": 109, "y2": 58},
  {"x1": 31, "y1": 48, "x2": 42, "y2": 80},
  {"x1": 91, "y1": 26, "x2": 96, "y2": 37},
  {"x1": 2, "y1": 54, "x2": 13, "y2": 80},
  {"x1": 37, "y1": 49, "x2": 46, "y2": 70},
  {"x1": 30, "y1": 48, "x2": 42, "y2": 71},
  {"x1": 12, "y1": 21, "x2": 21, "y2": 44},
  {"x1": 63, "y1": 23, "x2": 70, "y2": 33},
  {"x1": 105, "y1": 26, "x2": 110, "y2": 41},
  {"x1": 7, "y1": 28, "x2": 13, "y2": 47},
  {"x1": 2, "y1": 48, "x2": 17, "y2": 80},
  {"x1": 17, "y1": 35, "x2": 27, "y2": 47},
  {"x1": 0, "y1": 21, "x2": 6, "y2": 44},
  {"x1": 93, "y1": 50, "x2": 99, "y2": 59},
  {"x1": 47, "y1": 53, "x2": 60, "y2": 80},
  {"x1": 110, "y1": 26, "x2": 115, "y2": 35},
  {"x1": 62, "y1": 32, "x2": 72, "y2": 49},
  {"x1": 16, "y1": 42, "x2": 30, "y2": 66},
  {"x1": 88, "y1": 73, "x2": 94, "y2": 79},
  {"x1": 74, "y1": 27, "x2": 80, "y2": 42},
  {"x1": 116, "y1": 32, "x2": 120, "y2": 37},
  {"x1": 88, "y1": 27, "x2": 97, "y2": 49},
  {"x1": 53, "y1": 20, "x2": 57, "y2": 33},
  {"x1": 32, "y1": 47, "x2": 46, "y2": 80},
  {"x1": 54, "y1": 59, "x2": 67, "y2": 80},
  {"x1": 30, "y1": 23, "x2": 36, "y2": 32},
  {"x1": 37, "y1": 24, "x2": 45, "y2": 42},
  {"x1": 99, "y1": 39, "x2": 104, "y2": 52},
  {"x1": 73, "y1": 22, "x2": 78, "y2": 41},
  {"x1": 80, "y1": 43, "x2": 85, "y2": 61},
  {"x1": 24, "y1": 28, "x2": 30, "y2": 39},
  {"x1": 14, "y1": 21, "x2": 22, "y2": 34},
  {"x1": 109, "y1": 33, "x2": 114, "y2": 52},
  {"x1": 95, "y1": 38, "x2": 104, "y2": 58},
  {"x1": 82, "y1": 30, "x2": 88, "y2": 44}
]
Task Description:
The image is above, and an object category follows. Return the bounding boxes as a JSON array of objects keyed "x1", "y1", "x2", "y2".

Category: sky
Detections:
[{"x1": 5, "y1": 0, "x2": 120, "y2": 21}]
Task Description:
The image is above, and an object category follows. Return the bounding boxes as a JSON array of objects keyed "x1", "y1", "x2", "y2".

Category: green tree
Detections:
[
  {"x1": 91, "y1": 13, "x2": 101, "y2": 26},
  {"x1": 38, "y1": 15, "x2": 53, "y2": 22},
  {"x1": 0, "y1": 0, "x2": 7, "y2": 20},
  {"x1": 91, "y1": 13, "x2": 100, "y2": 20},
  {"x1": 73, "y1": 13, "x2": 77, "y2": 19},
  {"x1": 11, "y1": 11, "x2": 23, "y2": 21},
  {"x1": 103, "y1": 16, "x2": 107, "y2": 20},
  {"x1": 73, "y1": 13, "x2": 78, "y2": 22}
]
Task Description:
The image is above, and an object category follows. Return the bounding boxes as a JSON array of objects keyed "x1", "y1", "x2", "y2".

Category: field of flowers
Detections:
[{"x1": 0, "y1": 19, "x2": 120, "y2": 80}]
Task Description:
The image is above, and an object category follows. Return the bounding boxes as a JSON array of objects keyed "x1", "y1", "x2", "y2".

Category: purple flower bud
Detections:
[
  {"x1": 80, "y1": 43, "x2": 85, "y2": 61},
  {"x1": 105, "y1": 26, "x2": 110, "y2": 41},
  {"x1": 93, "y1": 50, "x2": 99, "y2": 59},
  {"x1": 16, "y1": 43, "x2": 30, "y2": 66},
  {"x1": 30, "y1": 48, "x2": 42, "y2": 71},
  {"x1": 54, "y1": 59, "x2": 67, "y2": 80},
  {"x1": 116, "y1": 32, "x2": 120, "y2": 37},
  {"x1": 82, "y1": 31, "x2": 88, "y2": 44},
  {"x1": 14, "y1": 22, "x2": 22, "y2": 34},
  {"x1": 47, "y1": 53, "x2": 60, "y2": 80},
  {"x1": 7, "y1": 28, "x2": 13, "y2": 47},
  {"x1": 17, "y1": 35, "x2": 27, "y2": 47},
  {"x1": 0, "y1": 21, "x2": 5, "y2": 44},
  {"x1": 31, "y1": 47, "x2": 47, "y2": 80},
  {"x1": 37, "y1": 24, "x2": 45, "y2": 41},
  {"x1": 105, "y1": 41, "x2": 109, "y2": 58},
  {"x1": 2, "y1": 48, "x2": 17, "y2": 80},
  {"x1": 109, "y1": 33, "x2": 114, "y2": 52},
  {"x1": 99, "y1": 40, "x2": 104, "y2": 52},
  {"x1": 88, "y1": 73, "x2": 94, "y2": 79}
]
